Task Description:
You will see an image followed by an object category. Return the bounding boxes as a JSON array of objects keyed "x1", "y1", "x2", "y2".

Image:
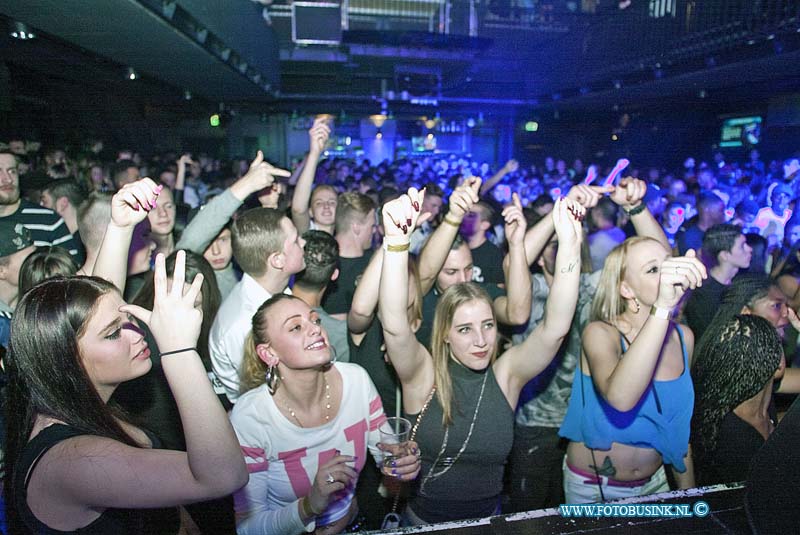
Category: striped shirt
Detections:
[{"x1": 1, "y1": 200, "x2": 80, "y2": 257}]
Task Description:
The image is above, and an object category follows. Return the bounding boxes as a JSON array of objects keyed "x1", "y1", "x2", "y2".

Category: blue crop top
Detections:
[{"x1": 559, "y1": 324, "x2": 694, "y2": 471}]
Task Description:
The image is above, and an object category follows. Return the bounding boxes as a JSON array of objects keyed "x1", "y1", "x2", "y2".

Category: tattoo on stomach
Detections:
[{"x1": 590, "y1": 456, "x2": 617, "y2": 477}]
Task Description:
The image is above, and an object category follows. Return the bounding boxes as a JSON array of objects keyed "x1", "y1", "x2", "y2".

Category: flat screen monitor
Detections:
[{"x1": 720, "y1": 116, "x2": 762, "y2": 148}]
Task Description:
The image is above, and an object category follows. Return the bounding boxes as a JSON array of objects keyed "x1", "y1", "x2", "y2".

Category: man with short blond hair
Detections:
[
  {"x1": 76, "y1": 192, "x2": 112, "y2": 275},
  {"x1": 210, "y1": 207, "x2": 306, "y2": 402},
  {"x1": 323, "y1": 192, "x2": 376, "y2": 317}
]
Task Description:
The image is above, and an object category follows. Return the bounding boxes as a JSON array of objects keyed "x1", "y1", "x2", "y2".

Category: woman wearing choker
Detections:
[
  {"x1": 231, "y1": 294, "x2": 421, "y2": 534},
  {"x1": 560, "y1": 237, "x2": 707, "y2": 503},
  {"x1": 379, "y1": 188, "x2": 584, "y2": 524}
]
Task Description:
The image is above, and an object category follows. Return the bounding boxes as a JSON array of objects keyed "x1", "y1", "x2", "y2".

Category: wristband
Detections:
[
  {"x1": 649, "y1": 306, "x2": 672, "y2": 320},
  {"x1": 442, "y1": 215, "x2": 462, "y2": 227},
  {"x1": 383, "y1": 241, "x2": 410, "y2": 253},
  {"x1": 624, "y1": 203, "x2": 647, "y2": 216},
  {"x1": 160, "y1": 347, "x2": 197, "y2": 357}
]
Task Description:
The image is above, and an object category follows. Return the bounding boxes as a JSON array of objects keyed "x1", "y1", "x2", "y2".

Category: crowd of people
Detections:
[{"x1": 1, "y1": 120, "x2": 799, "y2": 534}]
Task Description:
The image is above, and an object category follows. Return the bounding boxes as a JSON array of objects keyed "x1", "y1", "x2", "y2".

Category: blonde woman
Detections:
[
  {"x1": 379, "y1": 188, "x2": 584, "y2": 524},
  {"x1": 560, "y1": 237, "x2": 707, "y2": 503},
  {"x1": 231, "y1": 294, "x2": 421, "y2": 535}
]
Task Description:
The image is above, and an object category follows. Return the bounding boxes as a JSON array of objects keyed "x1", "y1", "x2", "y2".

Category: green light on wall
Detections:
[
  {"x1": 525, "y1": 121, "x2": 539, "y2": 132},
  {"x1": 209, "y1": 114, "x2": 221, "y2": 127}
]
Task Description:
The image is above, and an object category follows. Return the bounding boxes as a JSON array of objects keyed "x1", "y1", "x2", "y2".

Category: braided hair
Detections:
[
  {"x1": 691, "y1": 315, "x2": 783, "y2": 481},
  {"x1": 692, "y1": 274, "x2": 774, "y2": 361}
]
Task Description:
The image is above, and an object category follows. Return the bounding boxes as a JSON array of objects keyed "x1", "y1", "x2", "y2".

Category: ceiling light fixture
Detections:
[
  {"x1": 9, "y1": 21, "x2": 36, "y2": 40},
  {"x1": 126, "y1": 67, "x2": 139, "y2": 80}
]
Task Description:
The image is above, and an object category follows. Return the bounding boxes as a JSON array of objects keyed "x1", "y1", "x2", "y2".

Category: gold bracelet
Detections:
[
  {"x1": 442, "y1": 215, "x2": 461, "y2": 227},
  {"x1": 301, "y1": 496, "x2": 321, "y2": 518},
  {"x1": 384, "y1": 241, "x2": 410, "y2": 253}
]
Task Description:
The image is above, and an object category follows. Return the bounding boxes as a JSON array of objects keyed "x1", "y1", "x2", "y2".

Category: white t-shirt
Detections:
[
  {"x1": 231, "y1": 362, "x2": 387, "y2": 535},
  {"x1": 209, "y1": 274, "x2": 274, "y2": 402},
  {"x1": 754, "y1": 207, "x2": 792, "y2": 245}
]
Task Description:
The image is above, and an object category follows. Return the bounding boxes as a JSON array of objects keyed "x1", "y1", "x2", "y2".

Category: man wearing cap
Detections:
[
  {"x1": 0, "y1": 220, "x2": 35, "y2": 349},
  {"x1": 0, "y1": 151, "x2": 79, "y2": 259}
]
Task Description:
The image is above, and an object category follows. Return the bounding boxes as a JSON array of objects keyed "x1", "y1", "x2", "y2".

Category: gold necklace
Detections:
[{"x1": 276, "y1": 373, "x2": 332, "y2": 428}]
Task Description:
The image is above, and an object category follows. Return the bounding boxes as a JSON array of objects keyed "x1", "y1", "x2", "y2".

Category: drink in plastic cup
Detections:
[{"x1": 379, "y1": 417, "x2": 412, "y2": 472}]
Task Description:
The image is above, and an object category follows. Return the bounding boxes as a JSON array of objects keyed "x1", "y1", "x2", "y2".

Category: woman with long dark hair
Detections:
[
  {"x1": 691, "y1": 314, "x2": 784, "y2": 485},
  {"x1": 5, "y1": 244, "x2": 247, "y2": 533},
  {"x1": 694, "y1": 273, "x2": 800, "y2": 394}
]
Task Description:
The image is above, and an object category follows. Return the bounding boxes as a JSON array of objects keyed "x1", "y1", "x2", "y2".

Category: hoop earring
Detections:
[
  {"x1": 265, "y1": 364, "x2": 280, "y2": 395},
  {"x1": 633, "y1": 298, "x2": 641, "y2": 314}
]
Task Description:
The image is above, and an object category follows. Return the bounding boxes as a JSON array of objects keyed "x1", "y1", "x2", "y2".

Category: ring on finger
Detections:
[{"x1": 325, "y1": 473, "x2": 335, "y2": 484}]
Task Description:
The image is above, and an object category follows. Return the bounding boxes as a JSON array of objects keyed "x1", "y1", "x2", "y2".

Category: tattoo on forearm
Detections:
[
  {"x1": 560, "y1": 262, "x2": 577, "y2": 274},
  {"x1": 589, "y1": 456, "x2": 617, "y2": 477}
]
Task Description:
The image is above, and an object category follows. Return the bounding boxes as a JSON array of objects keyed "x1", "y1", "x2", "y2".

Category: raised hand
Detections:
[
  {"x1": 552, "y1": 197, "x2": 585, "y2": 251},
  {"x1": 446, "y1": 177, "x2": 482, "y2": 221},
  {"x1": 502, "y1": 193, "x2": 526, "y2": 246},
  {"x1": 504, "y1": 159, "x2": 520, "y2": 173},
  {"x1": 177, "y1": 154, "x2": 194, "y2": 168},
  {"x1": 382, "y1": 188, "x2": 429, "y2": 239},
  {"x1": 609, "y1": 177, "x2": 647, "y2": 210},
  {"x1": 242, "y1": 150, "x2": 291, "y2": 192},
  {"x1": 567, "y1": 184, "x2": 614, "y2": 210},
  {"x1": 120, "y1": 250, "x2": 204, "y2": 353},
  {"x1": 307, "y1": 454, "x2": 358, "y2": 514},
  {"x1": 788, "y1": 307, "x2": 800, "y2": 332},
  {"x1": 308, "y1": 117, "x2": 332, "y2": 156},
  {"x1": 111, "y1": 178, "x2": 162, "y2": 228},
  {"x1": 655, "y1": 249, "x2": 707, "y2": 310}
]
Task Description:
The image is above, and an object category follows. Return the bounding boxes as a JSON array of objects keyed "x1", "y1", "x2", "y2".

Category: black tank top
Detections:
[
  {"x1": 14, "y1": 424, "x2": 179, "y2": 534},
  {"x1": 405, "y1": 361, "x2": 514, "y2": 523}
]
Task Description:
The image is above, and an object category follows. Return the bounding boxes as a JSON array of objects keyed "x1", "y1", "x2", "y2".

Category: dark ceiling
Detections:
[{"x1": 2, "y1": 0, "x2": 800, "y2": 119}]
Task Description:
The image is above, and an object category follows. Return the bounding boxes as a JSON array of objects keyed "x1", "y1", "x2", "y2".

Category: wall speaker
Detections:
[{"x1": 292, "y1": 2, "x2": 342, "y2": 45}]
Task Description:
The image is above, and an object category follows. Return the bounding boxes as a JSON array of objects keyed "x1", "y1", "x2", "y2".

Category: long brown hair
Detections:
[
  {"x1": 5, "y1": 277, "x2": 142, "y2": 530},
  {"x1": 430, "y1": 282, "x2": 497, "y2": 426},
  {"x1": 132, "y1": 250, "x2": 221, "y2": 370}
]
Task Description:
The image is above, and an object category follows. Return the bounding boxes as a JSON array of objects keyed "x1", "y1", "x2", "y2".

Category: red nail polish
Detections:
[{"x1": 413, "y1": 201, "x2": 420, "y2": 211}]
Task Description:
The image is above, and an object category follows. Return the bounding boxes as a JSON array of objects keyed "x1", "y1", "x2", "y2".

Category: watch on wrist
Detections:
[{"x1": 624, "y1": 203, "x2": 647, "y2": 216}]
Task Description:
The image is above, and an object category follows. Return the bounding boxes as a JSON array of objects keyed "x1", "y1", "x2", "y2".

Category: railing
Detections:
[
  {"x1": 268, "y1": 0, "x2": 799, "y2": 37},
  {"x1": 580, "y1": 0, "x2": 800, "y2": 67}
]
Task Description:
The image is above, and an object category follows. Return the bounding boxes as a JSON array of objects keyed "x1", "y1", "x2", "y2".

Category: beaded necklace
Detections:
[{"x1": 275, "y1": 373, "x2": 332, "y2": 428}]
